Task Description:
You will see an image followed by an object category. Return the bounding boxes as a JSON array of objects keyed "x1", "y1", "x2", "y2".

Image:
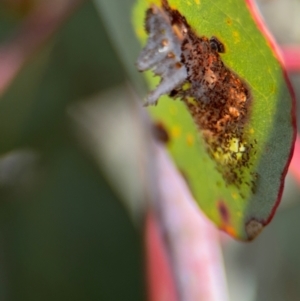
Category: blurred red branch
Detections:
[
  {"x1": 289, "y1": 135, "x2": 300, "y2": 183},
  {"x1": 0, "y1": 0, "x2": 85, "y2": 96},
  {"x1": 148, "y1": 145, "x2": 229, "y2": 301},
  {"x1": 145, "y1": 211, "x2": 179, "y2": 301},
  {"x1": 281, "y1": 46, "x2": 300, "y2": 73}
]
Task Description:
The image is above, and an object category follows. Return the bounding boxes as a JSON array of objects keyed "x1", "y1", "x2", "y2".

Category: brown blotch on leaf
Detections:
[
  {"x1": 246, "y1": 219, "x2": 264, "y2": 240},
  {"x1": 152, "y1": 121, "x2": 170, "y2": 144},
  {"x1": 218, "y1": 201, "x2": 230, "y2": 224},
  {"x1": 164, "y1": 1, "x2": 254, "y2": 188},
  {"x1": 226, "y1": 18, "x2": 232, "y2": 25},
  {"x1": 209, "y1": 36, "x2": 225, "y2": 53},
  {"x1": 137, "y1": 0, "x2": 257, "y2": 191}
]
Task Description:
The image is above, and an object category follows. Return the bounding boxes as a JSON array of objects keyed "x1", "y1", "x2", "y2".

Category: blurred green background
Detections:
[{"x1": 0, "y1": 1, "x2": 146, "y2": 300}]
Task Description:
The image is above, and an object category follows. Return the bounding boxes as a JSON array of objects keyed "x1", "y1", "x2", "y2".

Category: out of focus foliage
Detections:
[{"x1": 0, "y1": 1, "x2": 145, "y2": 300}]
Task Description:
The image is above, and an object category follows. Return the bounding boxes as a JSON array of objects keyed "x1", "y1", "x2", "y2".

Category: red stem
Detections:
[{"x1": 281, "y1": 46, "x2": 300, "y2": 72}]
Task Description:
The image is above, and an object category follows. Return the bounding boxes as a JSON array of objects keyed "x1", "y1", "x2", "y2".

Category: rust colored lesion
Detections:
[
  {"x1": 218, "y1": 200, "x2": 230, "y2": 224},
  {"x1": 152, "y1": 121, "x2": 170, "y2": 144},
  {"x1": 217, "y1": 200, "x2": 237, "y2": 237},
  {"x1": 137, "y1": 0, "x2": 258, "y2": 190}
]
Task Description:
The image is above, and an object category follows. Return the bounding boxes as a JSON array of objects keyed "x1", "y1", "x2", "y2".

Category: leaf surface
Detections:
[{"x1": 133, "y1": 0, "x2": 295, "y2": 240}]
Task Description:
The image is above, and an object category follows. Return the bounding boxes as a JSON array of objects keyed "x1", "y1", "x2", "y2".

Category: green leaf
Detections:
[{"x1": 133, "y1": 0, "x2": 295, "y2": 240}]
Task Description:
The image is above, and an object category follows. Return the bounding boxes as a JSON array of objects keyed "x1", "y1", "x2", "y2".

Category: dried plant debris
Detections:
[{"x1": 136, "y1": 0, "x2": 257, "y2": 191}]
